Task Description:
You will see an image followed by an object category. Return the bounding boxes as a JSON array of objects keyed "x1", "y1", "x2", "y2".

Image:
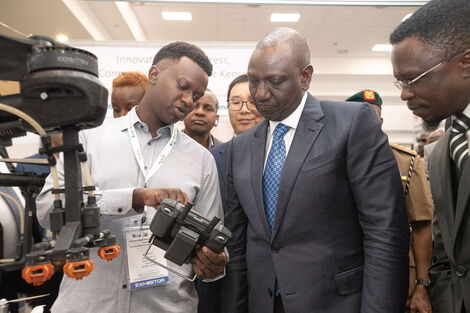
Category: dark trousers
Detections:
[{"x1": 195, "y1": 279, "x2": 221, "y2": 313}]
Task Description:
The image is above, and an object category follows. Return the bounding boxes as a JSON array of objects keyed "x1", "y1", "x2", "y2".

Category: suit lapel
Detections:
[
  {"x1": 218, "y1": 145, "x2": 225, "y2": 158},
  {"x1": 271, "y1": 94, "x2": 325, "y2": 240},
  {"x1": 251, "y1": 120, "x2": 271, "y2": 237},
  {"x1": 218, "y1": 143, "x2": 227, "y2": 188},
  {"x1": 430, "y1": 130, "x2": 456, "y2": 261}
]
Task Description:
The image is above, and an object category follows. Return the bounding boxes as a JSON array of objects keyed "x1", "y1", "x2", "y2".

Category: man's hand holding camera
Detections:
[{"x1": 193, "y1": 246, "x2": 228, "y2": 279}]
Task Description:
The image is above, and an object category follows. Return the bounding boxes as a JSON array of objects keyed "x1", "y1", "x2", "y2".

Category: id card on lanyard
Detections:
[{"x1": 124, "y1": 225, "x2": 169, "y2": 289}]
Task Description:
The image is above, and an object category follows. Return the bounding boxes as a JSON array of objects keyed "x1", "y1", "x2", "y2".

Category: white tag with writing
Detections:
[{"x1": 124, "y1": 226, "x2": 169, "y2": 290}]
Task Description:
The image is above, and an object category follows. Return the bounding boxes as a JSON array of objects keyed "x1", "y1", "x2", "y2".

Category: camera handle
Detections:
[
  {"x1": 176, "y1": 202, "x2": 193, "y2": 225},
  {"x1": 143, "y1": 239, "x2": 197, "y2": 281}
]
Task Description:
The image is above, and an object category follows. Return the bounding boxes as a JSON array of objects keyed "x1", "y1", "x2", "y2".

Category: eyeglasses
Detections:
[
  {"x1": 394, "y1": 49, "x2": 465, "y2": 90},
  {"x1": 227, "y1": 99, "x2": 256, "y2": 111}
]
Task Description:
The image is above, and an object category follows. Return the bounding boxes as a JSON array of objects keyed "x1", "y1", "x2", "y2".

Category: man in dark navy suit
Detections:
[{"x1": 225, "y1": 28, "x2": 410, "y2": 313}]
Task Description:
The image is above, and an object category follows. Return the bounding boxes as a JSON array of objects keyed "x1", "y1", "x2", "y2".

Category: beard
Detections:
[{"x1": 422, "y1": 119, "x2": 442, "y2": 132}]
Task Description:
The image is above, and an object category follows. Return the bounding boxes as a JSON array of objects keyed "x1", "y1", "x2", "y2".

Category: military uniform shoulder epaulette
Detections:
[{"x1": 390, "y1": 143, "x2": 418, "y2": 156}]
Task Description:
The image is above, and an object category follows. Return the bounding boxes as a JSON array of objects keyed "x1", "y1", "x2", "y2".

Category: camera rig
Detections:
[
  {"x1": 0, "y1": 34, "x2": 120, "y2": 286},
  {"x1": 144, "y1": 199, "x2": 231, "y2": 281}
]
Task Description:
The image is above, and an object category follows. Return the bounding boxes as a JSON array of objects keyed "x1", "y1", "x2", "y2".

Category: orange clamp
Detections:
[
  {"x1": 97, "y1": 245, "x2": 121, "y2": 262},
  {"x1": 63, "y1": 259, "x2": 94, "y2": 280},
  {"x1": 21, "y1": 263, "x2": 55, "y2": 286}
]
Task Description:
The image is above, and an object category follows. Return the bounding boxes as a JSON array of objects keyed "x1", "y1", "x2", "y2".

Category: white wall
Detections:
[{"x1": 6, "y1": 40, "x2": 423, "y2": 158}]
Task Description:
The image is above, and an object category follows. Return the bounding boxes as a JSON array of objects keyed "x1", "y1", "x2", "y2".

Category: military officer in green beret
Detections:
[{"x1": 346, "y1": 90, "x2": 434, "y2": 313}]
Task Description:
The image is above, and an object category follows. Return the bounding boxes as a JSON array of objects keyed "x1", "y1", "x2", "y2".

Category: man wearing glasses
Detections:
[{"x1": 390, "y1": 0, "x2": 470, "y2": 312}]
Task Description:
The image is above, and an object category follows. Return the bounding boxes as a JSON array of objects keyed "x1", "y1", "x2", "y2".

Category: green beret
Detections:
[{"x1": 346, "y1": 90, "x2": 383, "y2": 107}]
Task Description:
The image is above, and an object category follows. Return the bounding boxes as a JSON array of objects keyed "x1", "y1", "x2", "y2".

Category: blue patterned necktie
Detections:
[
  {"x1": 450, "y1": 113, "x2": 470, "y2": 173},
  {"x1": 263, "y1": 123, "x2": 290, "y2": 230}
]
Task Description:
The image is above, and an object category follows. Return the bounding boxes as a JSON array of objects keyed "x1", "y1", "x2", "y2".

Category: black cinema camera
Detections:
[
  {"x1": 0, "y1": 34, "x2": 107, "y2": 145},
  {"x1": 0, "y1": 33, "x2": 118, "y2": 285},
  {"x1": 148, "y1": 199, "x2": 231, "y2": 266}
]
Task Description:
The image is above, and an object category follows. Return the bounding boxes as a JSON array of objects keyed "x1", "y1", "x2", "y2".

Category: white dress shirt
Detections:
[
  {"x1": 264, "y1": 92, "x2": 308, "y2": 167},
  {"x1": 36, "y1": 107, "x2": 222, "y2": 313}
]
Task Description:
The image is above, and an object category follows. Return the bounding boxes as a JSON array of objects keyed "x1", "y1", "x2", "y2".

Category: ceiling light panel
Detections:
[
  {"x1": 56, "y1": 34, "x2": 69, "y2": 42},
  {"x1": 372, "y1": 44, "x2": 392, "y2": 52},
  {"x1": 162, "y1": 11, "x2": 192, "y2": 21},
  {"x1": 270, "y1": 13, "x2": 300, "y2": 22}
]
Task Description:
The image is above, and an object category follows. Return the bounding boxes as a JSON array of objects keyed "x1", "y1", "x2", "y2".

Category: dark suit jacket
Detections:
[
  {"x1": 194, "y1": 141, "x2": 240, "y2": 313},
  {"x1": 225, "y1": 93, "x2": 410, "y2": 313},
  {"x1": 212, "y1": 140, "x2": 232, "y2": 205},
  {"x1": 428, "y1": 130, "x2": 470, "y2": 313}
]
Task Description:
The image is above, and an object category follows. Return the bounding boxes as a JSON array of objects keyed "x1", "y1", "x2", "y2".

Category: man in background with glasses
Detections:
[{"x1": 390, "y1": 0, "x2": 470, "y2": 312}]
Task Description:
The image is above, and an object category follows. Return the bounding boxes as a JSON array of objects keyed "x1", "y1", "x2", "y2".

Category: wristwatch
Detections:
[{"x1": 415, "y1": 279, "x2": 431, "y2": 287}]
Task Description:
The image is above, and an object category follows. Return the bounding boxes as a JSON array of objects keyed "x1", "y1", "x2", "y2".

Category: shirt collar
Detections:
[
  {"x1": 460, "y1": 103, "x2": 470, "y2": 118},
  {"x1": 121, "y1": 106, "x2": 173, "y2": 137},
  {"x1": 268, "y1": 92, "x2": 307, "y2": 135},
  {"x1": 451, "y1": 103, "x2": 470, "y2": 127},
  {"x1": 209, "y1": 134, "x2": 215, "y2": 149},
  {"x1": 182, "y1": 129, "x2": 216, "y2": 149},
  {"x1": 120, "y1": 106, "x2": 139, "y2": 131}
]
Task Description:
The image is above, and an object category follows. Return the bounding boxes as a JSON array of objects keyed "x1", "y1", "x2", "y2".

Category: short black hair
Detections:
[
  {"x1": 390, "y1": 0, "x2": 470, "y2": 55},
  {"x1": 227, "y1": 74, "x2": 249, "y2": 100},
  {"x1": 152, "y1": 42, "x2": 213, "y2": 76}
]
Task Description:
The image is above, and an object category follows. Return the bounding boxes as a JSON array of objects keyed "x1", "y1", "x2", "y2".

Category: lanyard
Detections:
[{"x1": 127, "y1": 112, "x2": 177, "y2": 186}]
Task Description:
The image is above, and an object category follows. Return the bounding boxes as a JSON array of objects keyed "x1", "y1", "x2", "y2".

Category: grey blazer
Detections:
[
  {"x1": 428, "y1": 129, "x2": 470, "y2": 313},
  {"x1": 224, "y1": 93, "x2": 410, "y2": 313}
]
